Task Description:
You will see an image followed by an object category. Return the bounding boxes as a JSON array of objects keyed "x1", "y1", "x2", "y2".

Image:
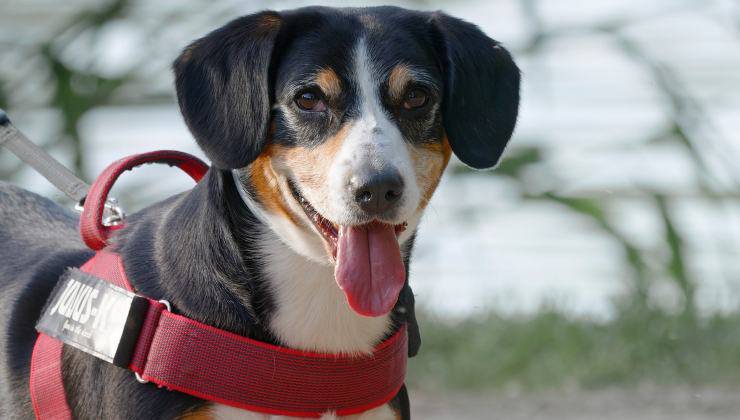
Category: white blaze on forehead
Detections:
[{"x1": 326, "y1": 39, "x2": 421, "y2": 224}]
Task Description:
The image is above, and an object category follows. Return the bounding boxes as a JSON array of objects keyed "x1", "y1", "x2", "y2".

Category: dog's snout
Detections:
[{"x1": 351, "y1": 170, "x2": 404, "y2": 215}]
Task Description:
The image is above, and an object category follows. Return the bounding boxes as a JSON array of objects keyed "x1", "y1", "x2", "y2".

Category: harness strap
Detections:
[
  {"x1": 30, "y1": 250, "x2": 133, "y2": 420},
  {"x1": 32, "y1": 251, "x2": 408, "y2": 418},
  {"x1": 79, "y1": 150, "x2": 209, "y2": 250},
  {"x1": 133, "y1": 306, "x2": 407, "y2": 417},
  {"x1": 29, "y1": 335, "x2": 70, "y2": 420},
  {"x1": 0, "y1": 109, "x2": 89, "y2": 203}
]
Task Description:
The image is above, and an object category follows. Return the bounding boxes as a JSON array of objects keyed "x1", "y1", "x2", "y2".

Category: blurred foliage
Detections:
[
  {"x1": 428, "y1": 0, "x2": 740, "y2": 391},
  {"x1": 451, "y1": 0, "x2": 740, "y2": 322},
  {"x1": 410, "y1": 308, "x2": 740, "y2": 391}
]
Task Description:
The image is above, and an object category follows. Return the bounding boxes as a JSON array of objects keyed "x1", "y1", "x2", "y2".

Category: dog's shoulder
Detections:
[
  {"x1": 0, "y1": 182, "x2": 94, "y2": 419},
  {"x1": 0, "y1": 181, "x2": 80, "y2": 246}
]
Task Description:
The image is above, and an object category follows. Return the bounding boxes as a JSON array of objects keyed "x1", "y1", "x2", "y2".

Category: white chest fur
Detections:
[
  {"x1": 259, "y1": 227, "x2": 392, "y2": 354},
  {"x1": 209, "y1": 229, "x2": 396, "y2": 419}
]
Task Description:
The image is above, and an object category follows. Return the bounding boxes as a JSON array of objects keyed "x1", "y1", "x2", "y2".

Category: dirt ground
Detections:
[{"x1": 410, "y1": 387, "x2": 740, "y2": 419}]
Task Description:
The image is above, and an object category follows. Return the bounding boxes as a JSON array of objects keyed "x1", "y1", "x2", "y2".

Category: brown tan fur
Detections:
[
  {"x1": 271, "y1": 123, "x2": 351, "y2": 188},
  {"x1": 250, "y1": 149, "x2": 301, "y2": 226},
  {"x1": 315, "y1": 67, "x2": 342, "y2": 100},
  {"x1": 407, "y1": 136, "x2": 452, "y2": 210},
  {"x1": 181, "y1": 404, "x2": 399, "y2": 419},
  {"x1": 387, "y1": 64, "x2": 412, "y2": 102},
  {"x1": 256, "y1": 13, "x2": 282, "y2": 32},
  {"x1": 178, "y1": 407, "x2": 213, "y2": 420},
  {"x1": 263, "y1": 123, "x2": 354, "y2": 224}
]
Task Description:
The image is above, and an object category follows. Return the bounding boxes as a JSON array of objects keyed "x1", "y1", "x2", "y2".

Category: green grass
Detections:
[{"x1": 408, "y1": 304, "x2": 740, "y2": 391}]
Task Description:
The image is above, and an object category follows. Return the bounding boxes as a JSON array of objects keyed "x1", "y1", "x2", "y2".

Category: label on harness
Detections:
[{"x1": 36, "y1": 268, "x2": 148, "y2": 367}]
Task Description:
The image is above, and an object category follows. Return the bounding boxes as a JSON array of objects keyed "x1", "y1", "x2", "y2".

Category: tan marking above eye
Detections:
[
  {"x1": 388, "y1": 64, "x2": 413, "y2": 101},
  {"x1": 315, "y1": 67, "x2": 342, "y2": 99}
]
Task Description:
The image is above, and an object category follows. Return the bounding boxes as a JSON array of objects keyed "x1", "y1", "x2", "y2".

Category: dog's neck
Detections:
[
  {"x1": 255, "y1": 226, "x2": 392, "y2": 353},
  {"x1": 119, "y1": 169, "x2": 411, "y2": 354}
]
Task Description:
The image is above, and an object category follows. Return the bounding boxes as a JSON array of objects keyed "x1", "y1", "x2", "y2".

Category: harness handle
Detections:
[{"x1": 80, "y1": 150, "x2": 209, "y2": 250}]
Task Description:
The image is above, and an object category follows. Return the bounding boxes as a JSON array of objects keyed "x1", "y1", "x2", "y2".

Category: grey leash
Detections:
[{"x1": 0, "y1": 108, "x2": 90, "y2": 204}]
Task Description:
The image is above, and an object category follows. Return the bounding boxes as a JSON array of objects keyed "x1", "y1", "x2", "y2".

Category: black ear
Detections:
[
  {"x1": 173, "y1": 12, "x2": 283, "y2": 169},
  {"x1": 430, "y1": 13, "x2": 521, "y2": 169}
]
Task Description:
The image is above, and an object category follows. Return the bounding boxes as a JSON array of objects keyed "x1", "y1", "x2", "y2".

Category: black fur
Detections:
[
  {"x1": 174, "y1": 6, "x2": 520, "y2": 170},
  {"x1": 431, "y1": 12, "x2": 521, "y2": 169},
  {"x1": 173, "y1": 11, "x2": 284, "y2": 169}
]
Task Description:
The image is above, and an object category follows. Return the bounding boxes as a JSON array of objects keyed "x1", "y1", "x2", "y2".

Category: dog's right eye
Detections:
[{"x1": 294, "y1": 91, "x2": 327, "y2": 112}]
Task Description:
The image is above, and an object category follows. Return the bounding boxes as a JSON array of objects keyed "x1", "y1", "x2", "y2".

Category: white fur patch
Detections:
[
  {"x1": 324, "y1": 39, "x2": 421, "y2": 226},
  {"x1": 232, "y1": 169, "x2": 329, "y2": 264},
  {"x1": 259, "y1": 223, "x2": 391, "y2": 354}
]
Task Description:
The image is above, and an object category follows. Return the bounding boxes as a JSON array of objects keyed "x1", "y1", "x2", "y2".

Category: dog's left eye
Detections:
[
  {"x1": 295, "y1": 91, "x2": 327, "y2": 112},
  {"x1": 402, "y1": 88, "x2": 429, "y2": 110}
]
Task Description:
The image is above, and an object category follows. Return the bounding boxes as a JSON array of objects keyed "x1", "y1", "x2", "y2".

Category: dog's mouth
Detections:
[
  {"x1": 287, "y1": 179, "x2": 408, "y2": 317},
  {"x1": 287, "y1": 180, "x2": 407, "y2": 258},
  {"x1": 289, "y1": 180, "x2": 340, "y2": 257}
]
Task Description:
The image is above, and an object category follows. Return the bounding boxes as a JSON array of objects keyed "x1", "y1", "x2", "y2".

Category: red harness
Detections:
[{"x1": 29, "y1": 151, "x2": 408, "y2": 418}]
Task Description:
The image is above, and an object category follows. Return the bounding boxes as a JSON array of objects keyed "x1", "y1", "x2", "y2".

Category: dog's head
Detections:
[{"x1": 173, "y1": 6, "x2": 520, "y2": 317}]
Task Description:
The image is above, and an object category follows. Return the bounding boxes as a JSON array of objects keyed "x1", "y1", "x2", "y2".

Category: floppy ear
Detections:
[
  {"x1": 173, "y1": 11, "x2": 283, "y2": 169},
  {"x1": 430, "y1": 13, "x2": 521, "y2": 169}
]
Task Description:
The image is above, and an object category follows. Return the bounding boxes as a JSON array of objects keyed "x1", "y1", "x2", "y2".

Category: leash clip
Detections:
[
  {"x1": 74, "y1": 197, "x2": 126, "y2": 226},
  {"x1": 134, "y1": 299, "x2": 171, "y2": 385}
]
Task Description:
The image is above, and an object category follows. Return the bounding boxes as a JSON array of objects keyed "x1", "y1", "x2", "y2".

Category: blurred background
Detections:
[{"x1": 2, "y1": 0, "x2": 740, "y2": 418}]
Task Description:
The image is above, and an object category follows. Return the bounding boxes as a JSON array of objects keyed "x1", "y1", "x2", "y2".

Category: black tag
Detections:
[{"x1": 36, "y1": 268, "x2": 148, "y2": 367}]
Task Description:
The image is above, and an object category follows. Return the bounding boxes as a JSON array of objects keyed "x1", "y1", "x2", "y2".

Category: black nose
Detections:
[{"x1": 351, "y1": 170, "x2": 404, "y2": 215}]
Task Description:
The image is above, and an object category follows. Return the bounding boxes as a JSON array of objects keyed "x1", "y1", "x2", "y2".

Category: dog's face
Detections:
[
  {"x1": 263, "y1": 16, "x2": 451, "y2": 257},
  {"x1": 174, "y1": 7, "x2": 519, "y2": 316}
]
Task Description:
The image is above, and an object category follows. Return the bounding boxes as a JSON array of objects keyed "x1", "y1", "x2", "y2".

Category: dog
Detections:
[{"x1": 0, "y1": 6, "x2": 519, "y2": 419}]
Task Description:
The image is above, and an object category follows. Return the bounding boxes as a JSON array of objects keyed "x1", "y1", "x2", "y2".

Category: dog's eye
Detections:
[
  {"x1": 295, "y1": 91, "x2": 327, "y2": 112},
  {"x1": 402, "y1": 88, "x2": 429, "y2": 110}
]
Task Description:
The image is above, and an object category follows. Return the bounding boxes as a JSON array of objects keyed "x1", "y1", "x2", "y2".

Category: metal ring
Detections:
[
  {"x1": 134, "y1": 372, "x2": 148, "y2": 384},
  {"x1": 158, "y1": 299, "x2": 172, "y2": 312}
]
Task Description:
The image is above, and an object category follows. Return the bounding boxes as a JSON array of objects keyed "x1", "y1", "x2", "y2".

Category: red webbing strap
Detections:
[
  {"x1": 134, "y1": 313, "x2": 407, "y2": 417},
  {"x1": 31, "y1": 250, "x2": 130, "y2": 419},
  {"x1": 79, "y1": 150, "x2": 208, "y2": 250},
  {"x1": 31, "y1": 250, "x2": 408, "y2": 418},
  {"x1": 29, "y1": 334, "x2": 70, "y2": 420}
]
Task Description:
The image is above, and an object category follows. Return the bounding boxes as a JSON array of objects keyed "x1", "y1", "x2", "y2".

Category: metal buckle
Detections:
[
  {"x1": 74, "y1": 197, "x2": 126, "y2": 227},
  {"x1": 102, "y1": 198, "x2": 126, "y2": 226},
  {"x1": 158, "y1": 299, "x2": 172, "y2": 312},
  {"x1": 133, "y1": 299, "x2": 171, "y2": 385}
]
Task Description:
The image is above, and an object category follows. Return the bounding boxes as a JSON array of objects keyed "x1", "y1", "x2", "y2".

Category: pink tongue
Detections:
[{"x1": 335, "y1": 222, "x2": 406, "y2": 317}]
